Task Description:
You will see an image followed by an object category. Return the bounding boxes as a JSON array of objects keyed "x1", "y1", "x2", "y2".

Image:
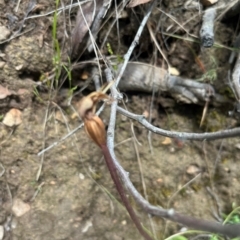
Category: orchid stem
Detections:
[{"x1": 101, "y1": 144, "x2": 153, "y2": 240}]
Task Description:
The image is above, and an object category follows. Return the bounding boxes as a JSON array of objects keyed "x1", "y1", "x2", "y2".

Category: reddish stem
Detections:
[{"x1": 101, "y1": 144, "x2": 153, "y2": 240}]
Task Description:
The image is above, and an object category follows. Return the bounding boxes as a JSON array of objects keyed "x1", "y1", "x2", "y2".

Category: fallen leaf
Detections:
[
  {"x1": 127, "y1": 0, "x2": 152, "y2": 8},
  {"x1": 71, "y1": 0, "x2": 104, "y2": 58},
  {"x1": 142, "y1": 110, "x2": 149, "y2": 118},
  {"x1": 161, "y1": 137, "x2": 172, "y2": 145},
  {"x1": 3, "y1": 108, "x2": 22, "y2": 127}
]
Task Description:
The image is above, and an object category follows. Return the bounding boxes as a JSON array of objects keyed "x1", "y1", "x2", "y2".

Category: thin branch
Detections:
[
  {"x1": 200, "y1": 6, "x2": 217, "y2": 48},
  {"x1": 107, "y1": 85, "x2": 240, "y2": 238},
  {"x1": 110, "y1": 85, "x2": 240, "y2": 237},
  {"x1": 102, "y1": 2, "x2": 240, "y2": 234},
  {"x1": 115, "y1": 0, "x2": 156, "y2": 87},
  {"x1": 37, "y1": 103, "x2": 105, "y2": 156},
  {"x1": 24, "y1": 1, "x2": 91, "y2": 19},
  {"x1": 117, "y1": 106, "x2": 240, "y2": 141},
  {"x1": 231, "y1": 52, "x2": 240, "y2": 102}
]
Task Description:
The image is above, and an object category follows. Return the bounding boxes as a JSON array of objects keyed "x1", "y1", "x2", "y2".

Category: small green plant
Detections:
[
  {"x1": 106, "y1": 42, "x2": 123, "y2": 70},
  {"x1": 198, "y1": 56, "x2": 218, "y2": 84},
  {"x1": 62, "y1": 57, "x2": 74, "y2": 98},
  {"x1": 52, "y1": 0, "x2": 61, "y2": 89},
  {"x1": 223, "y1": 203, "x2": 240, "y2": 224},
  {"x1": 51, "y1": 2, "x2": 73, "y2": 97},
  {"x1": 33, "y1": 86, "x2": 43, "y2": 103},
  {"x1": 164, "y1": 204, "x2": 240, "y2": 240},
  {"x1": 107, "y1": 42, "x2": 114, "y2": 55}
]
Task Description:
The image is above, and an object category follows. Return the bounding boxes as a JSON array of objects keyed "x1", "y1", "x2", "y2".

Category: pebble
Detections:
[
  {"x1": 81, "y1": 220, "x2": 92, "y2": 233},
  {"x1": 0, "y1": 61, "x2": 5, "y2": 68},
  {"x1": 0, "y1": 225, "x2": 3, "y2": 240},
  {"x1": 79, "y1": 173, "x2": 85, "y2": 180},
  {"x1": 0, "y1": 26, "x2": 11, "y2": 41},
  {"x1": 12, "y1": 198, "x2": 31, "y2": 217}
]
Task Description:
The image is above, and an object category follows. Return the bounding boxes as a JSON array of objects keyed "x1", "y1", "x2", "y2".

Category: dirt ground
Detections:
[{"x1": 0, "y1": 0, "x2": 240, "y2": 240}]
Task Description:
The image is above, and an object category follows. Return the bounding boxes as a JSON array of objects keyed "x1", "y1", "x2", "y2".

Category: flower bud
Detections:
[
  {"x1": 76, "y1": 92, "x2": 109, "y2": 120},
  {"x1": 84, "y1": 115, "x2": 106, "y2": 147},
  {"x1": 76, "y1": 90, "x2": 110, "y2": 147}
]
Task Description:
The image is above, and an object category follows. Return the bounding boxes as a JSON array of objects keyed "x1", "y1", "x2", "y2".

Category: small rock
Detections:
[
  {"x1": 0, "y1": 225, "x2": 3, "y2": 240},
  {"x1": 0, "y1": 26, "x2": 11, "y2": 41},
  {"x1": 12, "y1": 198, "x2": 31, "y2": 217},
  {"x1": 15, "y1": 64, "x2": 23, "y2": 71},
  {"x1": 0, "y1": 61, "x2": 5, "y2": 69},
  {"x1": 0, "y1": 52, "x2": 5, "y2": 58},
  {"x1": 81, "y1": 220, "x2": 92, "y2": 233},
  {"x1": 0, "y1": 84, "x2": 12, "y2": 99},
  {"x1": 79, "y1": 173, "x2": 85, "y2": 180},
  {"x1": 186, "y1": 164, "x2": 201, "y2": 175},
  {"x1": 235, "y1": 143, "x2": 240, "y2": 149},
  {"x1": 121, "y1": 220, "x2": 127, "y2": 225}
]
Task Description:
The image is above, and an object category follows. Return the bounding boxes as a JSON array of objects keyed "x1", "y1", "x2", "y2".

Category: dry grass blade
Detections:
[
  {"x1": 200, "y1": 100, "x2": 209, "y2": 127},
  {"x1": 127, "y1": 0, "x2": 152, "y2": 8}
]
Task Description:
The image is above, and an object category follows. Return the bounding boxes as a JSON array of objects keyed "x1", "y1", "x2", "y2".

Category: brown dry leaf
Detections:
[
  {"x1": 142, "y1": 110, "x2": 149, "y2": 118},
  {"x1": 0, "y1": 85, "x2": 13, "y2": 99},
  {"x1": 81, "y1": 71, "x2": 89, "y2": 80},
  {"x1": 3, "y1": 108, "x2": 22, "y2": 127},
  {"x1": 161, "y1": 137, "x2": 172, "y2": 145},
  {"x1": 127, "y1": 0, "x2": 152, "y2": 7},
  {"x1": 71, "y1": 0, "x2": 104, "y2": 58}
]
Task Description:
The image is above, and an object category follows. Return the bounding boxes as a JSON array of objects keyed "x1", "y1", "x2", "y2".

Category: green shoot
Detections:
[
  {"x1": 52, "y1": 0, "x2": 61, "y2": 89},
  {"x1": 107, "y1": 42, "x2": 114, "y2": 55},
  {"x1": 33, "y1": 86, "x2": 43, "y2": 103},
  {"x1": 198, "y1": 56, "x2": 218, "y2": 84}
]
